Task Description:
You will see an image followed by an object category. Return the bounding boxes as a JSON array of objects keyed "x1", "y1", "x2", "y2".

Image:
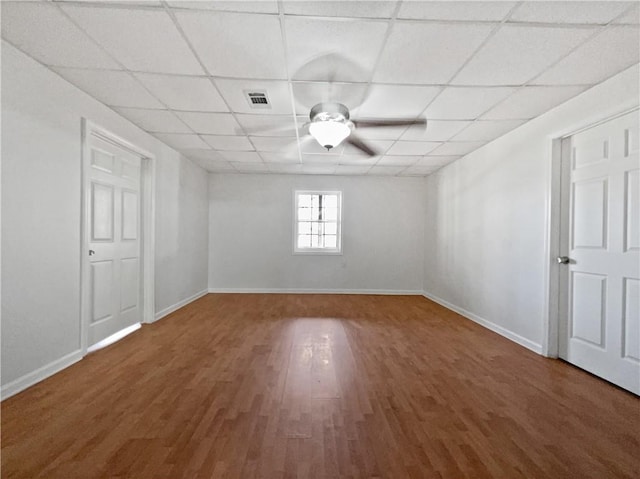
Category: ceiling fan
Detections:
[{"x1": 305, "y1": 102, "x2": 426, "y2": 156}]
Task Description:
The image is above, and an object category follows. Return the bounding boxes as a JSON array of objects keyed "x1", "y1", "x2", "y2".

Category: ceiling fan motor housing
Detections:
[{"x1": 309, "y1": 103, "x2": 354, "y2": 150}]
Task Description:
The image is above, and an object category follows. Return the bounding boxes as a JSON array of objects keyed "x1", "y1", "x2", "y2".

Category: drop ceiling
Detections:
[{"x1": 2, "y1": 1, "x2": 639, "y2": 177}]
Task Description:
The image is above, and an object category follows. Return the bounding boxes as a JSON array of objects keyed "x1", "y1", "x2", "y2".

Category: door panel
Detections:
[
  {"x1": 560, "y1": 109, "x2": 640, "y2": 395},
  {"x1": 120, "y1": 258, "x2": 139, "y2": 312},
  {"x1": 91, "y1": 260, "x2": 114, "y2": 323},
  {"x1": 86, "y1": 133, "x2": 142, "y2": 347},
  {"x1": 121, "y1": 190, "x2": 138, "y2": 241},
  {"x1": 91, "y1": 148, "x2": 115, "y2": 173},
  {"x1": 91, "y1": 183, "x2": 114, "y2": 241},
  {"x1": 570, "y1": 272, "x2": 606, "y2": 347},
  {"x1": 623, "y1": 278, "x2": 639, "y2": 362},
  {"x1": 572, "y1": 178, "x2": 607, "y2": 249},
  {"x1": 625, "y1": 169, "x2": 639, "y2": 251}
]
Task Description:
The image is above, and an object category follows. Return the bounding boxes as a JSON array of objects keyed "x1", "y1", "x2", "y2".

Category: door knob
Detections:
[
  {"x1": 89, "y1": 250, "x2": 95, "y2": 256},
  {"x1": 556, "y1": 256, "x2": 570, "y2": 264}
]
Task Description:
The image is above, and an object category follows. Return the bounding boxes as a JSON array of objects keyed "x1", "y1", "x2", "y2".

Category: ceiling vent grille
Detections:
[{"x1": 244, "y1": 90, "x2": 271, "y2": 109}]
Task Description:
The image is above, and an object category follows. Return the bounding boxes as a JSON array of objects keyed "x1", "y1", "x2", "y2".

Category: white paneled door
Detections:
[
  {"x1": 559, "y1": 110, "x2": 640, "y2": 395},
  {"x1": 86, "y1": 133, "x2": 142, "y2": 348}
]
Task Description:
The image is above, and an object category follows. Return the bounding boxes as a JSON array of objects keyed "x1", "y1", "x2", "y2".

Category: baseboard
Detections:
[
  {"x1": 1, "y1": 349, "x2": 83, "y2": 401},
  {"x1": 154, "y1": 289, "x2": 209, "y2": 322},
  {"x1": 422, "y1": 291, "x2": 543, "y2": 354},
  {"x1": 208, "y1": 288, "x2": 424, "y2": 295}
]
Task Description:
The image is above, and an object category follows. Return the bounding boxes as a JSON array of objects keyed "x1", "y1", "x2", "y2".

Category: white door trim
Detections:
[
  {"x1": 543, "y1": 106, "x2": 639, "y2": 358},
  {"x1": 80, "y1": 120, "x2": 156, "y2": 355}
]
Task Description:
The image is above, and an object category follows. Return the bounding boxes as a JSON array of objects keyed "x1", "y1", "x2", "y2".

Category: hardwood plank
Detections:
[{"x1": 2, "y1": 294, "x2": 639, "y2": 478}]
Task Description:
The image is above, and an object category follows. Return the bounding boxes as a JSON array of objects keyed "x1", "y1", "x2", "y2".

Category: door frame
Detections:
[
  {"x1": 543, "y1": 106, "x2": 639, "y2": 358},
  {"x1": 80, "y1": 119, "x2": 156, "y2": 355}
]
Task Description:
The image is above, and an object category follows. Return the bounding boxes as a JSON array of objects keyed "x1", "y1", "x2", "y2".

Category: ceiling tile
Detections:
[
  {"x1": 269, "y1": 163, "x2": 303, "y2": 174},
  {"x1": 202, "y1": 135, "x2": 255, "y2": 151},
  {"x1": 335, "y1": 165, "x2": 373, "y2": 175},
  {"x1": 113, "y1": 107, "x2": 191, "y2": 133},
  {"x1": 61, "y1": 5, "x2": 203, "y2": 74},
  {"x1": 614, "y1": 4, "x2": 639, "y2": 24},
  {"x1": 283, "y1": 1, "x2": 397, "y2": 18},
  {"x1": 54, "y1": 0, "x2": 163, "y2": 6},
  {"x1": 368, "y1": 165, "x2": 405, "y2": 175},
  {"x1": 374, "y1": 22, "x2": 493, "y2": 84},
  {"x1": 167, "y1": 1, "x2": 278, "y2": 14},
  {"x1": 532, "y1": 27, "x2": 640, "y2": 86},
  {"x1": 251, "y1": 137, "x2": 298, "y2": 152},
  {"x1": 302, "y1": 153, "x2": 341, "y2": 165},
  {"x1": 181, "y1": 149, "x2": 224, "y2": 162},
  {"x1": 416, "y1": 156, "x2": 461, "y2": 167},
  {"x1": 401, "y1": 120, "x2": 471, "y2": 141},
  {"x1": 260, "y1": 151, "x2": 300, "y2": 163},
  {"x1": 343, "y1": 139, "x2": 394, "y2": 156},
  {"x1": 231, "y1": 162, "x2": 272, "y2": 173},
  {"x1": 338, "y1": 155, "x2": 380, "y2": 166},
  {"x1": 217, "y1": 151, "x2": 263, "y2": 163},
  {"x1": 134, "y1": 74, "x2": 228, "y2": 111},
  {"x1": 385, "y1": 141, "x2": 440, "y2": 156},
  {"x1": 236, "y1": 114, "x2": 304, "y2": 137},
  {"x1": 510, "y1": 2, "x2": 631, "y2": 25},
  {"x1": 1, "y1": 2, "x2": 120, "y2": 69},
  {"x1": 53, "y1": 68, "x2": 163, "y2": 108},
  {"x1": 425, "y1": 87, "x2": 516, "y2": 119},
  {"x1": 451, "y1": 119, "x2": 526, "y2": 141},
  {"x1": 154, "y1": 133, "x2": 209, "y2": 150},
  {"x1": 175, "y1": 112, "x2": 241, "y2": 134},
  {"x1": 399, "y1": 166, "x2": 440, "y2": 176},
  {"x1": 452, "y1": 25, "x2": 596, "y2": 86},
  {"x1": 482, "y1": 86, "x2": 588, "y2": 119},
  {"x1": 285, "y1": 16, "x2": 388, "y2": 82},
  {"x1": 376, "y1": 155, "x2": 421, "y2": 166},
  {"x1": 175, "y1": 10, "x2": 287, "y2": 79},
  {"x1": 301, "y1": 164, "x2": 338, "y2": 175},
  {"x1": 191, "y1": 157, "x2": 236, "y2": 172},
  {"x1": 215, "y1": 79, "x2": 292, "y2": 114},
  {"x1": 398, "y1": 1, "x2": 515, "y2": 21},
  {"x1": 293, "y1": 82, "x2": 369, "y2": 115},
  {"x1": 429, "y1": 141, "x2": 486, "y2": 156},
  {"x1": 354, "y1": 85, "x2": 440, "y2": 118},
  {"x1": 154, "y1": 133, "x2": 208, "y2": 150}
]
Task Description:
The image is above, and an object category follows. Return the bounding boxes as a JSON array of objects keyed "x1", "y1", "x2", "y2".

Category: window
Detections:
[{"x1": 294, "y1": 190, "x2": 342, "y2": 254}]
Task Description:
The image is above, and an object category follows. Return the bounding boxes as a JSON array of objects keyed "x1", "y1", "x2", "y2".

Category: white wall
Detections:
[
  {"x1": 1, "y1": 42, "x2": 209, "y2": 393},
  {"x1": 423, "y1": 65, "x2": 640, "y2": 353},
  {"x1": 209, "y1": 174, "x2": 425, "y2": 293}
]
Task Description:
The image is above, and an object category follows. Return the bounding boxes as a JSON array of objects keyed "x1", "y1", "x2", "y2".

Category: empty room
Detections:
[{"x1": 1, "y1": 0, "x2": 639, "y2": 477}]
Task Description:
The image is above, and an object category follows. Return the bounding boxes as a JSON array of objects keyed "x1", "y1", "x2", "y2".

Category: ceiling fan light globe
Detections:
[{"x1": 309, "y1": 121, "x2": 351, "y2": 150}]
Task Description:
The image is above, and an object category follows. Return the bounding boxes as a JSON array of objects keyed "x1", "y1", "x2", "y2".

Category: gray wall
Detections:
[
  {"x1": 1, "y1": 42, "x2": 209, "y2": 390},
  {"x1": 423, "y1": 65, "x2": 639, "y2": 353},
  {"x1": 208, "y1": 173, "x2": 426, "y2": 293}
]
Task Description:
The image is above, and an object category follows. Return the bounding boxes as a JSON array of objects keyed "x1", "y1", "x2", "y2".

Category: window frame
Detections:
[{"x1": 293, "y1": 189, "x2": 343, "y2": 255}]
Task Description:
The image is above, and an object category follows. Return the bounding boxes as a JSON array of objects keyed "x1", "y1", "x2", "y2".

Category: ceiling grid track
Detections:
[
  {"x1": 52, "y1": 1, "x2": 201, "y2": 139},
  {"x1": 161, "y1": 0, "x2": 267, "y2": 172},
  {"x1": 7, "y1": 0, "x2": 637, "y2": 177}
]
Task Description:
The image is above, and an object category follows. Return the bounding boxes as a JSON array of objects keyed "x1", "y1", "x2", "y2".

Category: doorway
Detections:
[
  {"x1": 80, "y1": 121, "x2": 155, "y2": 354},
  {"x1": 551, "y1": 109, "x2": 639, "y2": 394}
]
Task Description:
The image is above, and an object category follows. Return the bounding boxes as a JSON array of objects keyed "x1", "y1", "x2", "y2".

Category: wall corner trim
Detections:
[
  {"x1": 1, "y1": 350, "x2": 83, "y2": 401},
  {"x1": 154, "y1": 289, "x2": 209, "y2": 322},
  {"x1": 208, "y1": 288, "x2": 424, "y2": 295},
  {"x1": 422, "y1": 291, "x2": 543, "y2": 355}
]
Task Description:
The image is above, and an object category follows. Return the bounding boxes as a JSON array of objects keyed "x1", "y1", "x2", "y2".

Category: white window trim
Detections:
[{"x1": 293, "y1": 189, "x2": 343, "y2": 255}]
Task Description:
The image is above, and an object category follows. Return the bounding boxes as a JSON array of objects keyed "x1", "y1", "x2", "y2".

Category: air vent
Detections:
[{"x1": 244, "y1": 90, "x2": 271, "y2": 109}]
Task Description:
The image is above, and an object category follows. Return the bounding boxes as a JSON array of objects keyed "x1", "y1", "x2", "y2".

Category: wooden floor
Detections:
[{"x1": 2, "y1": 294, "x2": 639, "y2": 478}]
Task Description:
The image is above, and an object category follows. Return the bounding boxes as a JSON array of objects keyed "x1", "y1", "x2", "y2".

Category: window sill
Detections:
[{"x1": 293, "y1": 249, "x2": 343, "y2": 256}]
